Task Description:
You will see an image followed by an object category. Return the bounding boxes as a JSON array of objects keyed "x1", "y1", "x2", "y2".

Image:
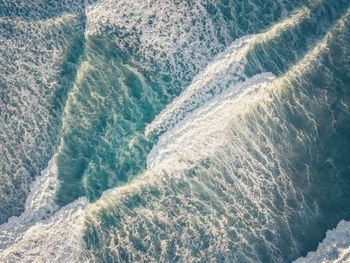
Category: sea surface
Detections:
[{"x1": 1, "y1": 0, "x2": 350, "y2": 262}]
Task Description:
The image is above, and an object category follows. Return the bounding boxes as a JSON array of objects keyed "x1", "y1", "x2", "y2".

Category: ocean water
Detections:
[{"x1": 1, "y1": 0, "x2": 350, "y2": 262}]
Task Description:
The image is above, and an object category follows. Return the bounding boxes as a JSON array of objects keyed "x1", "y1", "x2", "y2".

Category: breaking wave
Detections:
[{"x1": 1, "y1": 0, "x2": 350, "y2": 262}]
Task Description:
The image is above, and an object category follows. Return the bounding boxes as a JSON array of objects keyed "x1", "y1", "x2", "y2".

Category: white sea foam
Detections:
[
  {"x1": 147, "y1": 72, "x2": 275, "y2": 173},
  {"x1": 294, "y1": 220, "x2": 350, "y2": 263},
  {"x1": 1, "y1": 2, "x2": 348, "y2": 262},
  {"x1": 145, "y1": 7, "x2": 311, "y2": 137},
  {"x1": 145, "y1": 34, "x2": 254, "y2": 137},
  {"x1": 84, "y1": 0, "x2": 307, "y2": 92},
  {"x1": 147, "y1": 5, "x2": 346, "y2": 173},
  {"x1": 0, "y1": 198, "x2": 87, "y2": 263},
  {"x1": 0, "y1": 11, "x2": 85, "y2": 222},
  {"x1": 0, "y1": 158, "x2": 88, "y2": 262},
  {"x1": 83, "y1": 13, "x2": 348, "y2": 260},
  {"x1": 85, "y1": 65, "x2": 308, "y2": 262},
  {"x1": 0, "y1": 159, "x2": 59, "y2": 248},
  {"x1": 85, "y1": 0, "x2": 228, "y2": 83}
]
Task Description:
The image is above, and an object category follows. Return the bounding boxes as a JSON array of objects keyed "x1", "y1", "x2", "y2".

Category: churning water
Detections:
[{"x1": 1, "y1": 0, "x2": 350, "y2": 262}]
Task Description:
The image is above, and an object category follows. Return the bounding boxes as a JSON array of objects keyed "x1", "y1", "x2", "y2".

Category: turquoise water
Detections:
[{"x1": 1, "y1": 0, "x2": 350, "y2": 262}]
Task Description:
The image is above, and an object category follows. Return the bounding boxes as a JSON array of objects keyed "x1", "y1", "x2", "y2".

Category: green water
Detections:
[{"x1": 1, "y1": 0, "x2": 350, "y2": 262}]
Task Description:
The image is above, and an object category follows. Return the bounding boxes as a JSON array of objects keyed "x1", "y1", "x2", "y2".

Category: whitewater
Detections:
[{"x1": 1, "y1": 0, "x2": 350, "y2": 262}]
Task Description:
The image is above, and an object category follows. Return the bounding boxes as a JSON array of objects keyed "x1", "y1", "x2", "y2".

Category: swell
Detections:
[
  {"x1": 82, "y1": 7, "x2": 350, "y2": 262},
  {"x1": 54, "y1": 0, "x2": 349, "y2": 207},
  {"x1": 85, "y1": 0, "x2": 310, "y2": 88},
  {"x1": 146, "y1": 0, "x2": 350, "y2": 139},
  {"x1": 1, "y1": 1, "x2": 349, "y2": 262},
  {"x1": 145, "y1": 7, "x2": 309, "y2": 138},
  {"x1": 0, "y1": 5, "x2": 87, "y2": 223}
]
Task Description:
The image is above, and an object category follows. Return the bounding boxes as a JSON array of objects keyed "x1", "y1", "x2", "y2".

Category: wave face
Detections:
[
  {"x1": 1, "y1": 0, "x2": 350, "y2": 262},
  {"x1": 0, "y1": 0, "x2": 88, "y2": 223},
  {"x1": 294, "y1": 220, "x2": 350, "y2": 263}
]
